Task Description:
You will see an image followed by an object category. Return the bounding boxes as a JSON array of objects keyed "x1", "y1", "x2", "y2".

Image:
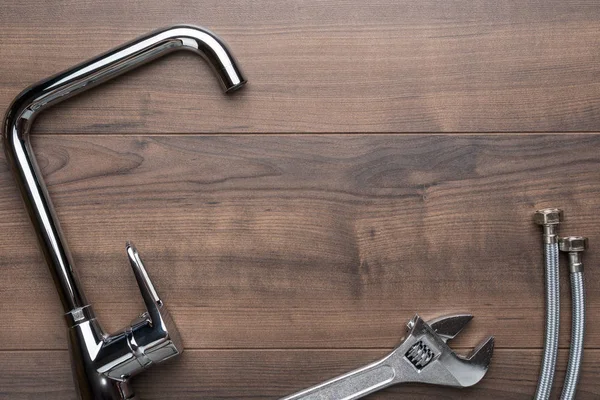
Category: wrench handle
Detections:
[{"x1": 281, "y1": 358, "x2": 396, "y2": 400}]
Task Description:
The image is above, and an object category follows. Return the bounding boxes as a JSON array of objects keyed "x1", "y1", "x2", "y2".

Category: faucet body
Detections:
[{"x1": 2, "y1": 25, "x2": 246, "y2": 399}]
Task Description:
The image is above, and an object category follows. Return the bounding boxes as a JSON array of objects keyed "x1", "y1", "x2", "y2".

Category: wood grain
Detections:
[
  {"x1": 1, "y1": 1, "x2": 600, "y2": 133},
  {"x1": 1, "y1": 134, "x2": 599, "y2": 351},
  {"x1": 0, "y1": 349, "x2": 599, "y2": 399},
  {"x1": 2, "y1": 1, "x2": 600, "y2": 398}
]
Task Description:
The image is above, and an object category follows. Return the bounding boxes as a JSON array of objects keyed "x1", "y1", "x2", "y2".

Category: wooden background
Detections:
[{"x1": 1, "y1": 1, "x2": 599, "y2": 398}]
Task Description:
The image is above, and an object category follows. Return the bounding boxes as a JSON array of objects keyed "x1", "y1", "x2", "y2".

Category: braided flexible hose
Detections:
[
  {"x1": 561, "y1": 271, "x2": 585, "y2": 400},
  {"x1": 534, "y1": 242, "x2": 560, "y2": 400}
]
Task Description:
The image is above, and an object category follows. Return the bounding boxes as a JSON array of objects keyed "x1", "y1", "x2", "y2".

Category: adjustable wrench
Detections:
[{"x1": 281, "y1": 314, "x2": 494, "y2": 400}]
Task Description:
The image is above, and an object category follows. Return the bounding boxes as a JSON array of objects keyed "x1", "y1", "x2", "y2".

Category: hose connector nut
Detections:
[
  {"x1": 534, "y1": 208, "x2": 564, "y2": 243},
  {"x1": 534, "y1": 208, "x2": 564, "y2": 225},
  {"x1": 559, "y1": 236, "x2": 588, "y2": 273}
]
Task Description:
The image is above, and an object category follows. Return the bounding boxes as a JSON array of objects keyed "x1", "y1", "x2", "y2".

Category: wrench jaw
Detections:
[
  {"x1": 427, "y1": 313, "x2": 474, "y2": 342},
  {"x1": 391, "y1": 314, "x2": 494, "y2": 388},
  {"x1": 454, "y1": 335, "x2": 495, "y2": 386}
]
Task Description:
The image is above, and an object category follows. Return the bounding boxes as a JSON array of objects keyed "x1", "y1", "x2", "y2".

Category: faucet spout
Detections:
[
  {"x1": 3, "y1": 25, "x2": 246, "y2": 313},
  {"x1": 2, "y1": 25, "x2": 246, "y2": 399}
]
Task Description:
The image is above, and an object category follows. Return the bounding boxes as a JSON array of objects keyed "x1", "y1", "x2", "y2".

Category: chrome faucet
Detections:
[{"x1": 2, "y1": 25, "x2": 246, "y2": 399}]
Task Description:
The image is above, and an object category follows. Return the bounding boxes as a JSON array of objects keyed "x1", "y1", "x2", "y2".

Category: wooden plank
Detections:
[
  {"x1": 0, "y1": 349, "x2": 598, "y2": 399},
  {"x1": 2, "y1": 1, "x2": 600, "y2": 133},
  {"x1": 0, "y1": 134, "x2": 599, "y2": 350}
]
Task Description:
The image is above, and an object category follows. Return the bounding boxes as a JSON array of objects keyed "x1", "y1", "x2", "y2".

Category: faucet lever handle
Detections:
[
  {"x1": 86, "y1": 242, "x2": 183, "y2": 384},
  {"x1": 122, "y1": 242, "x2": 183, "y2": 367},
  {"x1": 126, "y1": 242, "x2": 162, "y2": 324}
]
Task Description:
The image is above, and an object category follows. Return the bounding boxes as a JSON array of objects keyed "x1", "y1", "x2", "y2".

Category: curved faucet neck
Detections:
[{"x1": 2, "y1": 24, "x2": 246, "y2": 313}]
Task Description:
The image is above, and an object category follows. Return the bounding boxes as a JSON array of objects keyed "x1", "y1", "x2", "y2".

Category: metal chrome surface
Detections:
[
  {"x1": 534, "y1": 208, "x2": 564, "y2": 245},
  {"x1": 2, "y1": 25, "x2": 246, "y2": 399},
  {"x1": 534, "y1": 208, "x2": 563, "y2": 400},
  {"x1": 559, "y1": 236, "x2": 588, "y2": 273},
  {"x1": 281, "y1": 314, "x2": 494, "y2": 400},
  {"x1": 559, "y1": 235, "x2": 588, "y2": 399}
]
